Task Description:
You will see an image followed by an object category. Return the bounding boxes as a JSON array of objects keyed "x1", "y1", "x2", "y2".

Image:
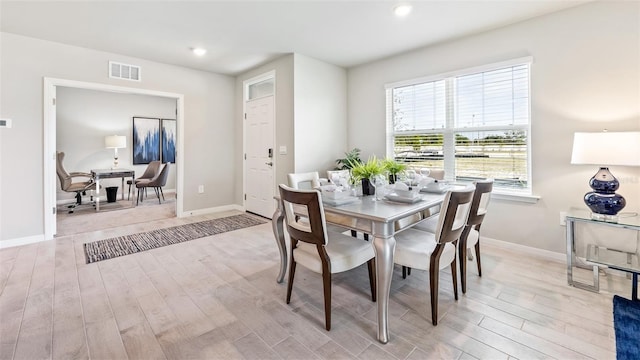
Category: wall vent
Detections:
[{"x1": 109, "y1": 61, "x2": 141, "y2": 82}]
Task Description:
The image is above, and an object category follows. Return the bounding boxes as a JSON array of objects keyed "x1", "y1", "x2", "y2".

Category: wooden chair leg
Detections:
[
  {"x1": 322, "y1": 271, "x2": 332, "y2": 331},
  {"x1": 459, "y1": 243, "x2": 468, "y2": 294},
  {"x1": 286, "y1": 260, "x2": 296, "y2": 304},
  {"x1": 451, "y1": 260, "x2": 458, "y2": 301},
  {"x1": 429, "y1": 265, "x2": 440, "y2": 326},
  {"x1": 475, "y1": 242, "x2": 482, "y2": 277},
  {"x1": 367, "y1": 259, "x2": 376, "y2": 302}
]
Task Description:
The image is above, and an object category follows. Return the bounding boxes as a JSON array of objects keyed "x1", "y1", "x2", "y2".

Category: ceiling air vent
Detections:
[{"x1": 109, "y1": 61, "x2": 141, "y2": 82}]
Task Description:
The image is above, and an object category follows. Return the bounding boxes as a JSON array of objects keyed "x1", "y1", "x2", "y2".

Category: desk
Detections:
[
  {"x1": 565, "y1": 208, "x2": 640, "y2": 294},
  {"x1": 272, "y1": 192, "x2": 444, "y2": 344},
  {"x1": 91, "y1": 169, "x2": 135, "y2": 211}
]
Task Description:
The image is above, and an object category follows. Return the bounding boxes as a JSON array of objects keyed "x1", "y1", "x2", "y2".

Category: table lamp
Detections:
[
  {"x1": 105, "y1": 135, "x2": 127, "y2": 169},
  {"x1": 571, "y1": 131, "x2": 640, "y2": 219}
]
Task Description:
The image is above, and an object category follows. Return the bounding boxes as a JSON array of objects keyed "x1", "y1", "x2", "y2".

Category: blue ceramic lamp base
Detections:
[{"x1": 584, "y1": 167, "x2": 626, "y2": 220}]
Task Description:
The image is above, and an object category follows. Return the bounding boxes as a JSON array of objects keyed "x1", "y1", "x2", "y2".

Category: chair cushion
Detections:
[
  {"x1": 293, "y1": 232, "x2": 374, "y2": 274},
  {"x1": 413, "y1": 215, "x2": 438, "y2": 233},
  {"x1": 466, "y1": 228, "x2": 479, "y2": 248},
  {"x1": 394, "y1": 228, "x2": 455, "y2": 271}
]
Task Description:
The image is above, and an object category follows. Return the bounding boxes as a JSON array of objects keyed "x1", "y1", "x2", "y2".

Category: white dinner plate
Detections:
[{"x1": 384, "y1": 193, "x2": 423, "y2": 204}]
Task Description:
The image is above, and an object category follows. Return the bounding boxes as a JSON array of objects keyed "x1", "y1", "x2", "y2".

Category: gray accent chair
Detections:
[{"x1": 136, "y1": 162, "x2": 170, "y2": 204}]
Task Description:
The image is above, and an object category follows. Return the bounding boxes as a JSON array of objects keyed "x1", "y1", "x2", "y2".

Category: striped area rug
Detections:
[{"x1": 84, "y1": 213, "x2": 267, "y2": 264}]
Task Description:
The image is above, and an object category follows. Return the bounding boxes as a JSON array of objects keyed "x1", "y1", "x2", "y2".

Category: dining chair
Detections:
[
  {"x1": 287, "y1": 171, "x2": 323, "y2": 190},
  {"x1": 393, "y1": 185, "x2": 474, "y2": 325},
  {"x1": 409, "y1": 179, "x2": 493, "y2": 293},
  {"x1": 127, "y1": 160, "x2": 161, "y2": 200},
  {"x1": 458, "y1": 179, "x2": 493, "y2": 293},
  {"x1": 278, "y1": 184, "x2": 376, "y2": 331}
]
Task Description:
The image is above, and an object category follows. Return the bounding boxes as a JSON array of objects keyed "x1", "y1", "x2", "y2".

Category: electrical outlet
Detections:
[
  {"x1": 198, "y1": 185, "x2": 204, "y2": 193},
  {"x1": 560, "y1": 211, "x2": 567, "y2": 226}
]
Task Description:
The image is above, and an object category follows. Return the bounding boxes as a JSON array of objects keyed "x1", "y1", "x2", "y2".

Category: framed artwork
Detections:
[
  {"x1": 161, "y1": 119, "x2": 176, "y2": 163},
  {"x1": 132, "y1": 117, "x2": 160, "y2": 165}
]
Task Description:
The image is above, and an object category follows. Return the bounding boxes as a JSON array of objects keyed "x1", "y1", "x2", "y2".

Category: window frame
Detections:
[{"x1": 385, "y1": 56, "x2": 535, "y2": 198}]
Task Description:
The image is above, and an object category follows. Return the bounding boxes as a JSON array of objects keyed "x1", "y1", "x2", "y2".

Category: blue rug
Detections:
[{"x1": 613, "y1": 295, "x2": 640, "y2": 360}]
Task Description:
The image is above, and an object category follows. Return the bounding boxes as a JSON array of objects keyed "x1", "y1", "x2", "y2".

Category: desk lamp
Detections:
[
  {"x1": 571, "y1": 131, "x2": 640, "y2": 220},
  {"x1": 105, "y1": 135, "x2": 127, "y2": 169}
]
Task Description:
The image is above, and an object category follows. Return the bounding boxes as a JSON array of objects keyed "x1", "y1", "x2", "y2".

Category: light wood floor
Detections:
[{"x1": 0, "y1": 211, "x2": 630, "y2": 360}]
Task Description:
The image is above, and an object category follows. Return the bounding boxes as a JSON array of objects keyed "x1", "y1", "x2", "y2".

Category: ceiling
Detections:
[{"x1": 1, "y1": 1, "x2": 590, "y2": 76}]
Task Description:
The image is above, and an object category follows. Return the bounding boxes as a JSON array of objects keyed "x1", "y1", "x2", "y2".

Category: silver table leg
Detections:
[
  {"x1": 272, "y1": 198, "x2": 287, "y2": 283},
  {"x1": 372, "y1": 223, "x2": 396, "y2": 344},
  {"x1": 566, "y1": 218, "x2": 599, "y2": 292}
]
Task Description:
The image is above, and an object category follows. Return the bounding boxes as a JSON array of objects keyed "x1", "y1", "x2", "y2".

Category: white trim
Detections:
[
  {"x1": 385, "y1": 56, "x2": 533, "y2": 89},
  {"x1": 0, "y1": 235, "x2": 47, "y2": 249},
  {"x1": 43, "y1": 77, "x2": 185, "y2": 240},
  {"x1": 481, "y1": 236, "x2": 565, "y2": 263},
  {"x1": 492, "y1": 191, "x2": 541, "y2": 204},
  {"x1": 180, "y1": 204, "x2": 244, "y2": 217}
]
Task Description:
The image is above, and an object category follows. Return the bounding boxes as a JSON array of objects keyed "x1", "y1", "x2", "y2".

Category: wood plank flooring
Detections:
[{"x1": 0, "y1": 211, "x2": 630, "y2": 359}]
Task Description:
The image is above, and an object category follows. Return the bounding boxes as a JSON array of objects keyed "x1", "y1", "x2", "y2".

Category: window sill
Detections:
[{"x1": 492, "y1": 191, "x2": 540, "y2": 204}]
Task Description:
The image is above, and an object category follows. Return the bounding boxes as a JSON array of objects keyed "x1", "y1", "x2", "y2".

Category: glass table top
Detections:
[{"x1": 566, "y1": 207, "x2": 640, "y2": 228}]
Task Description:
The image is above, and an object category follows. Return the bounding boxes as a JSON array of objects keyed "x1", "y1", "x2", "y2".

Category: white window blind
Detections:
[{"x1": 387, "y1": 59, "x2": 532, "y2": 193}]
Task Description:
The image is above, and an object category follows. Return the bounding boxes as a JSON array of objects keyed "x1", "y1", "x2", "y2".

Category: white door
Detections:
[{"x1": 245, "y1": 95, "x2": 275, "y2": 218}]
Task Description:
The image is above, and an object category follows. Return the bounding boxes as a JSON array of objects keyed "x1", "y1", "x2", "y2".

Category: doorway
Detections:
[
  {"x1": 244, "y1": 72, "x2": 275, "y2": 218},
  {"x1": 43, "y1": 78, "x2": 185, "y2": 240}
]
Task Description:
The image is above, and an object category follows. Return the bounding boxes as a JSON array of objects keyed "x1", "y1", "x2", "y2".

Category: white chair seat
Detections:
[
  {"x1": 294, "y1": 233, "x2": 374, "y2": 274},
  {"x1": 394, "y1": 228, "x2": 456, "y2": 271},
  {"x1": 413, "y1": 215, "x2": 438, "y2": 233},
  {"x1": 415, "y1": 217, "x2": 480, "y2": 250},
  {"x1": 467, "y1": 228, "x2": 479, "y2": 247}
]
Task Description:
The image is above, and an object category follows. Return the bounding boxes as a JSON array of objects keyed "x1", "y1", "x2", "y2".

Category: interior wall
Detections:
[
  {"x1": 0, "y1": 32, "x2": 236, "y2": 243},
  {"x1": 347, "y1": 1, "x2": 640, "y2": 253},
  {"x1": 293, "y1": 54, "x2": 348, "y2": 175},
  {"x1": 56, "y1": 87, "x2": 177, "y2": 202}
]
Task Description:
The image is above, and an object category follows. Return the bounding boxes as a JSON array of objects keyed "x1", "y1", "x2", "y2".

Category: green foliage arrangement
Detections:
[
  {"x1": 335, "y1": 148, "x2": 362, "y2": 170},
  {"x1": 348, "y1": 156, "x2": 384, "y2": 181},
  {"x1": 381, "y1": 157, "x2": 407, "y2": 175}
]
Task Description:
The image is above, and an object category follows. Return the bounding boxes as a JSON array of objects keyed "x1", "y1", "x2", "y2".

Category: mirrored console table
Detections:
[{"x1": 565, "y1": 207, "x2": 640, "y2": 297}]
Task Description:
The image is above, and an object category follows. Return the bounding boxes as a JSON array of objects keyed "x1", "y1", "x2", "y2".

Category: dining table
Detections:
[{"x1": 271, "y1": 190, "x2": 447, "y2": 344}]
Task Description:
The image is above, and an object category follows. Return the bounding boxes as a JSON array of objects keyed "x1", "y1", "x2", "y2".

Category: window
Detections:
[{"x1": 386, "y1": 57, "x2": 532, "y2": 193}]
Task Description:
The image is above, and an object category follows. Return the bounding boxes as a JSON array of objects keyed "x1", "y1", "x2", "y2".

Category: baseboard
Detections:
[
  {"x1": 179, "y1": 204, "x2": 244, "y2": 217},
  {"x1": 481, "y1": 236, "x2": 566, "y2": 263},
  {"x1": 0, "y1": 234, "x2": 46, "y2": 249}
]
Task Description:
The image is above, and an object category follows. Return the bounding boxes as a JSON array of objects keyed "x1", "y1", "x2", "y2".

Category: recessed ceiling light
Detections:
[
  {"x1": 393, "y1": 3, "x2": 412, "y2": 17},
  {"x1": 192, "y1": 47, "x2": 207, "y2": 56}
]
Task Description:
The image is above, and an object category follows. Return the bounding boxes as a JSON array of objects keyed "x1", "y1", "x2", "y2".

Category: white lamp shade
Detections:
[
  {"x1": 571, "y1": 131, "x2": 640, "y2": 166},
  {"x1": 105, "y1": 135, "x2": 127, "y2": 149}
]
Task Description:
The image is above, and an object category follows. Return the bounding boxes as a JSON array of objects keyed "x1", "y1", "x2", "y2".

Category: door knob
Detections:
[{"x1": 265, "y1": 162, "x2": 273, "y2": 166}]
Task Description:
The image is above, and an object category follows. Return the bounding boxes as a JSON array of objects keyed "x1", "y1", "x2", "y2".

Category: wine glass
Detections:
[{"x1": 372, "y1": 174, "x2": 389, "y2": 201}]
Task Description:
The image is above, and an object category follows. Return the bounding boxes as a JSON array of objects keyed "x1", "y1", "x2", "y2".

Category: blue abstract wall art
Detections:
[
  {"x1": 161, "y1": 119, "x2": 176, "y2": 163},
  {"x1": 133, "y1": 117, "x2": 160, "y2": 165}
]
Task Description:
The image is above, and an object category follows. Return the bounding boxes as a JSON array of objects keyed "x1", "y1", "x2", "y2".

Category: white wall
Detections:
[
  {"x1": 293, "y1": 54, "x2": 348, "y2": 175},
  {"x1": 0, "y1": 33, "x2": 236, "y2": 242},
  {"x1": 347, "y1": 1, "x2": 640, "y2": 253},
  {"x1": 56, "y1": 87, "x2": 177, "y2": 201}
]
